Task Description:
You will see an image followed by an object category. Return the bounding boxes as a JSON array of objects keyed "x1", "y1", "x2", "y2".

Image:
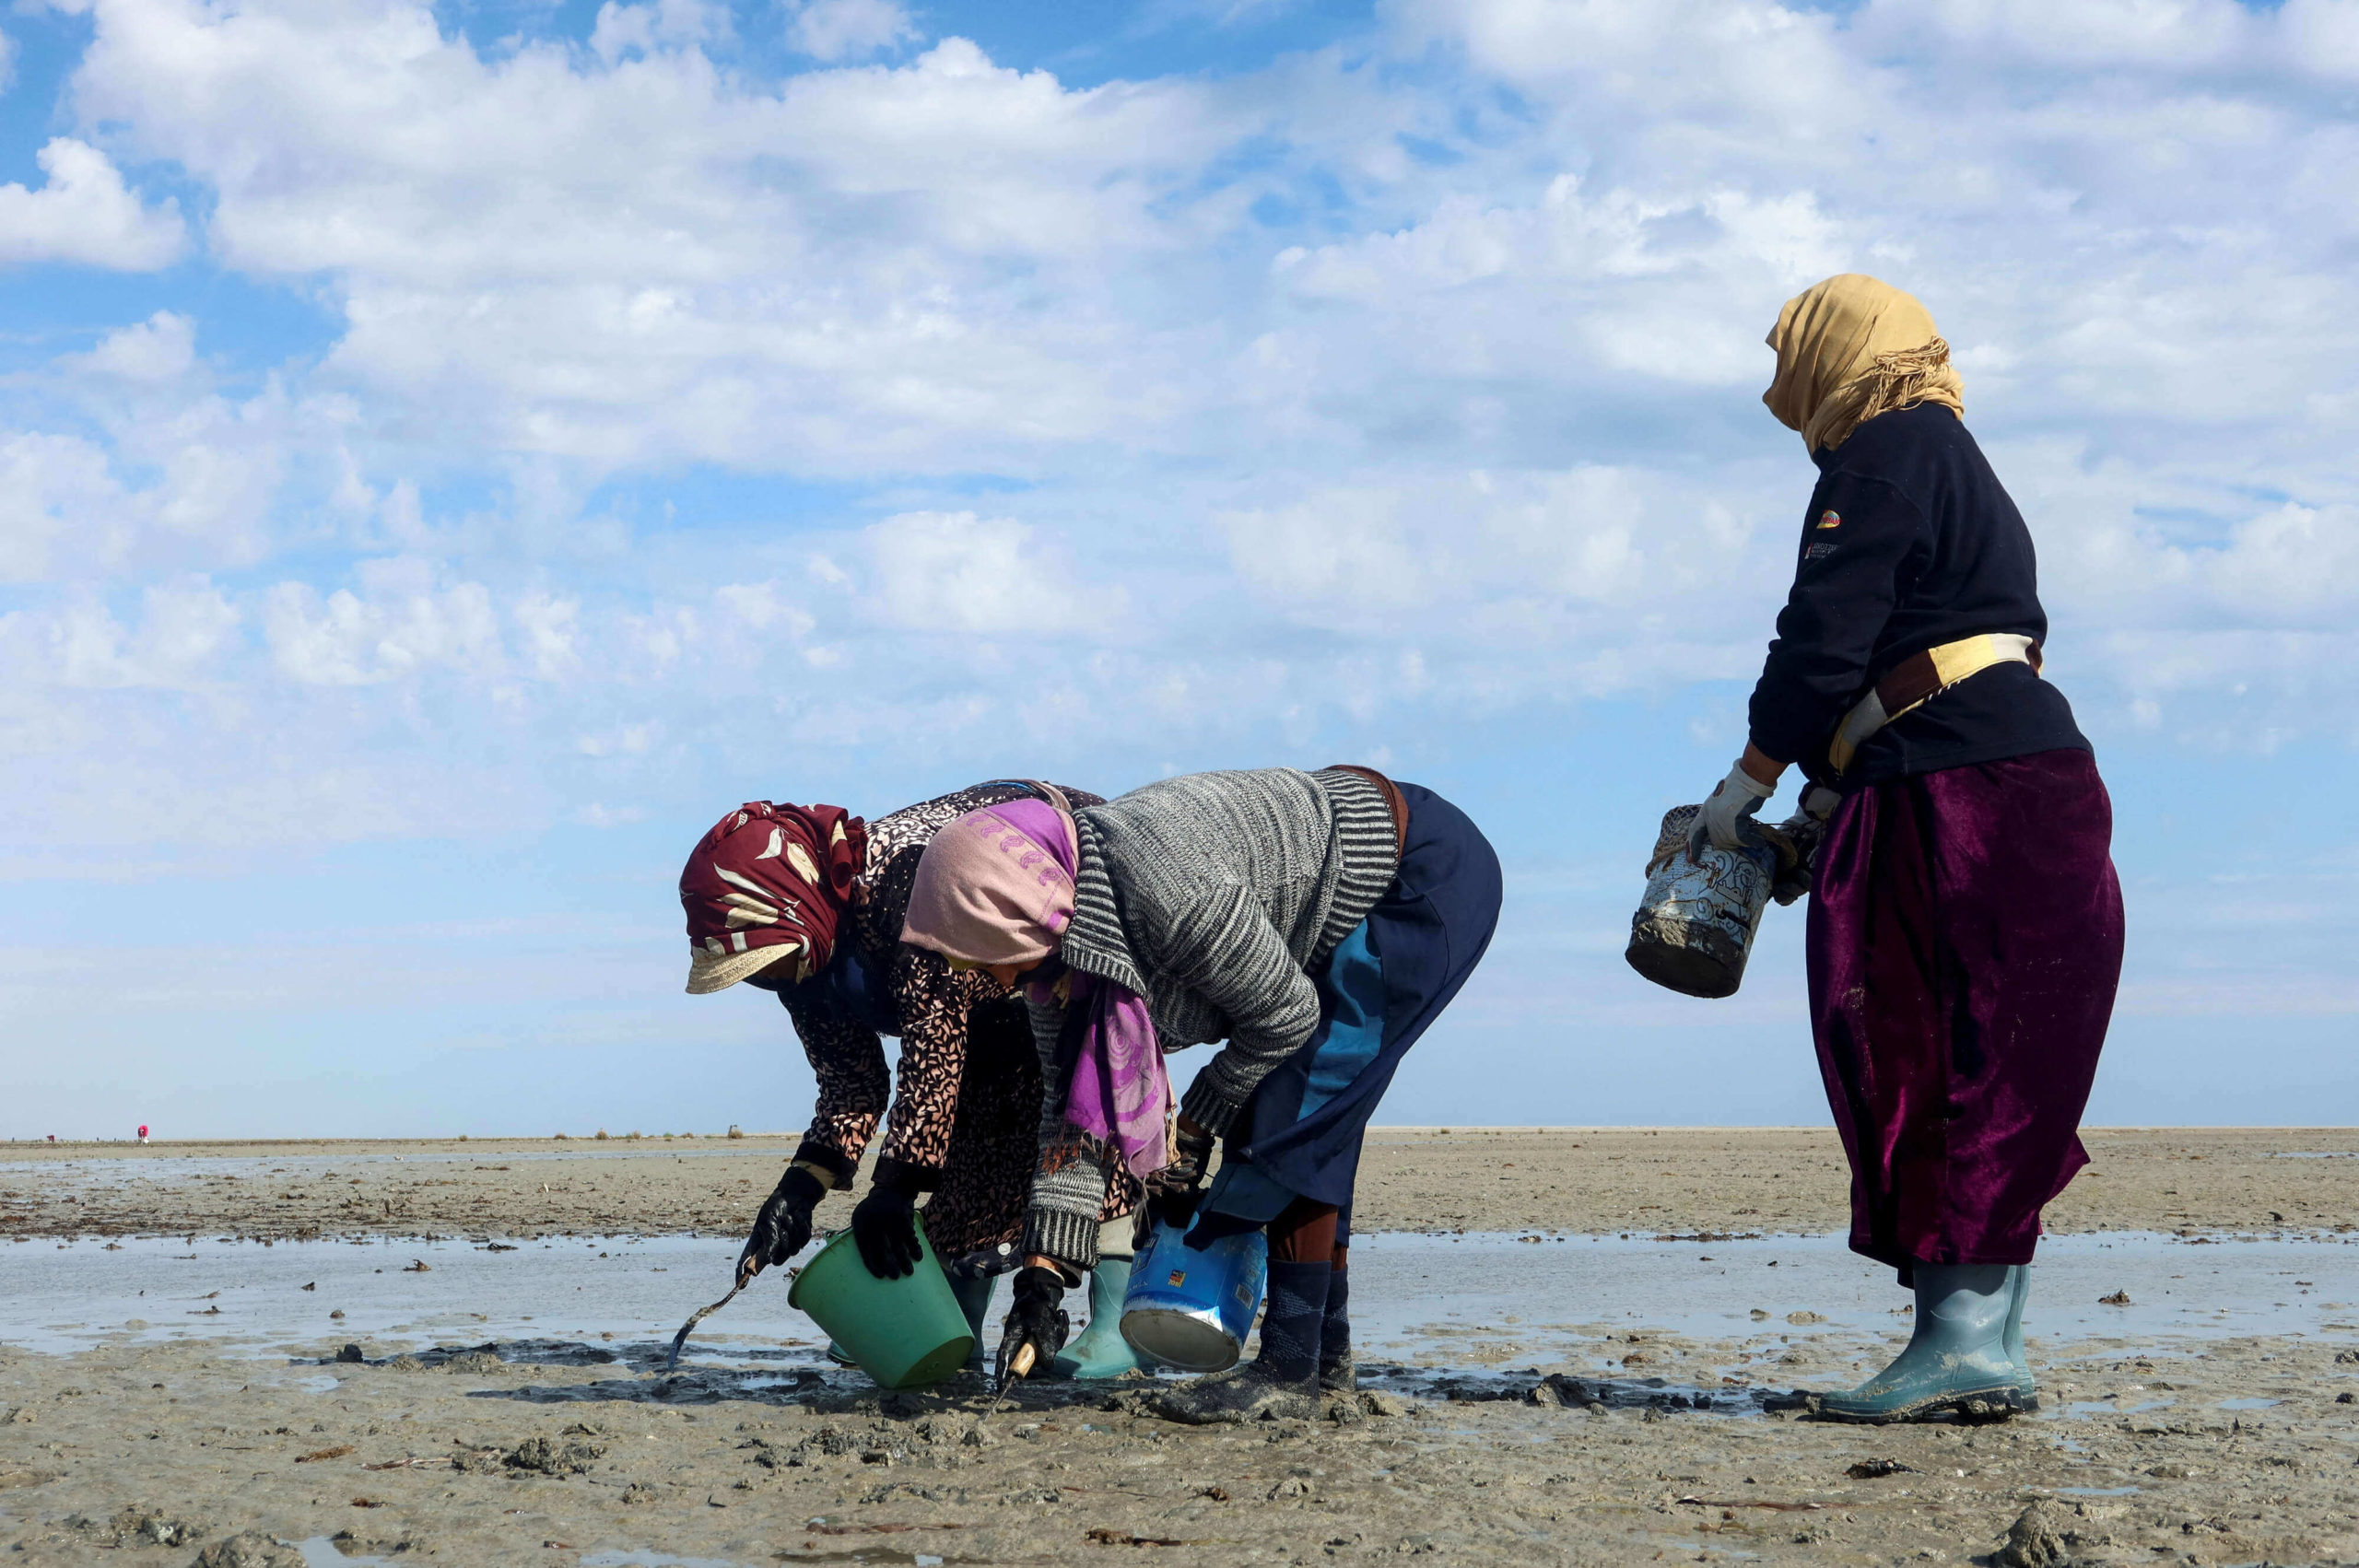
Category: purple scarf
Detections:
[
  {"x1": 1058, "y1": 972, "x2": 1170, "y2": 1179},
  {"x1": 981, "y1": 799, "x2": 1168, "y2": 1178}
]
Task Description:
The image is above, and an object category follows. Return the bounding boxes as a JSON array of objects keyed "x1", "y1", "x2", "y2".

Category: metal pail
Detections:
[
  {"x1": 1625, "y1": 803, "x2": 1780, "y2": 1000},
  {"x1": 1119, "y1": 1221, "x2": 1268, "y2": 1373}
]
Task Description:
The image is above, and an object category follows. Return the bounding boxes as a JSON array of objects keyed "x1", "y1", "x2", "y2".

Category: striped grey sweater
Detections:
[{"x1": 1024, "y1": 766, "x2": 1401, "y2": 1271}]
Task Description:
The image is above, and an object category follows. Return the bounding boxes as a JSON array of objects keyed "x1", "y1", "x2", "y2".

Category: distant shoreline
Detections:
[{"x1": 8, "y1": 1122, "x2": 2354, "y2": 1148}]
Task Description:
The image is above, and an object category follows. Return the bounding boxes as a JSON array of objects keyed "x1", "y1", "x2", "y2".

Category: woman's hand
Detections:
[
  {"x1": 995, "y1": 1265, "x2": 1071, "y2": 1386},
  {"x1": 1146, "y1": 1115, "x2": 1217, "y2": 1230},
  {"x1": 738, "y1": 1165, "x2": 825, "y2": 1281},
  {"x1": 850, "y1": 1169, "x2": 925, "y2": 1280},
  {"x1": 1697, "y1": 748, "x2": 1787, "y2": 852}
]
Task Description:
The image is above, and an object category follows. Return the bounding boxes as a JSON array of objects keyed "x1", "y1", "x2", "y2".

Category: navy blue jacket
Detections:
[{"x1": 1746, "y1": 403, "x2": 2090, "y2": 787}]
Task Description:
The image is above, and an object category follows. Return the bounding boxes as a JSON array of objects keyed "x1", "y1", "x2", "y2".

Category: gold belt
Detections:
[{"x1": 1826, "y1": 634, "x2": 2042, "y2": 777}]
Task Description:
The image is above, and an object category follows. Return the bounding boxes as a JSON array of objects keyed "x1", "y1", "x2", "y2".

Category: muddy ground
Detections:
[
  {"x1": 5, "y1": 1309, "x2": 2357, "y2": 1565},
  {"x1": 5, "y1": 1130, "x2": 2358, "y2": 1565},
  {"x1": 6, "y1": 1127, "x2": 2353, "y2": 1242}
]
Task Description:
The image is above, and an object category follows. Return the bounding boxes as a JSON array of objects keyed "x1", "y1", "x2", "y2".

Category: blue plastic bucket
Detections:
[{"x1": 1119, "y1": 1220, "x2": 1267, "y2": 1373}]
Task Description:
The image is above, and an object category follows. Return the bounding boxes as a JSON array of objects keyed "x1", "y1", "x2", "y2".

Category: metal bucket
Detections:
[
  {"x1": 1625, "y1": 803, "x2": 1780, "y2": 1000},
  {"x1": 1119, "y1": 1221, "x2": 1268, "y2": 1373}
]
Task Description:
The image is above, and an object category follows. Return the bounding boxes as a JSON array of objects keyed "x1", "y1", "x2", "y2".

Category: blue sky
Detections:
[{"x1": 3, "y1": 0, "x2": 2354, "y2": 1140}]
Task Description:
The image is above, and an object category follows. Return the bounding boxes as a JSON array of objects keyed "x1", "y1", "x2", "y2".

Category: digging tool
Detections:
[
  {"x1": 664, "y1": 1258, "x2": 758, "y2": 1373},
  {"x1": 967, "y1": 1341, "x2": 1036, "y2": 1439}
]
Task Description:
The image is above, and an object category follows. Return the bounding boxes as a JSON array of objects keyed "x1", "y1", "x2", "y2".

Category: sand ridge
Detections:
[{"x1": 5, "y1": 1127, "x2": 2353, "y2": 1242}]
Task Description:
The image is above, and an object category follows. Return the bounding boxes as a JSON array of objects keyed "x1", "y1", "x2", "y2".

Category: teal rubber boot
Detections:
[
  {"x1": 2001, "y1": 1263, "x2": 2036, "y2": 1403},
  {"x1": 950, "y1": 1274, "x2": 995, "y2": 1370},
  {"x1": 1818, "y1": 1263, "x2": 2029, "y2": 1423},
  {"x1": 1051, "y1": 1257, "x2": 1153, "y2": 1380}
]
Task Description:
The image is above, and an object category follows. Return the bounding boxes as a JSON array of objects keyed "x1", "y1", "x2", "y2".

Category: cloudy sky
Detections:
[{"x1": 3, "y1": 0, "x2": 2353, "y2": 1140}]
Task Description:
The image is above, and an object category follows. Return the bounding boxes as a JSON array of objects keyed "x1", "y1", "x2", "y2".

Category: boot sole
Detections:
[{"x1": 1814, "y1": 1383, "x2": 2035, "y2": 1425}]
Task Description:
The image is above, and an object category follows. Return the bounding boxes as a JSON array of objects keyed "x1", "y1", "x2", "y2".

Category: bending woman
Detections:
[
  {"x1": 1696, "y1": 275, "x2": 2123, "y2": 1422},
  {"x1": 678, "y1": 781, "x2": 1143, "y2": 1376},
  {"x1": 902, "y1": 766, "x2": 1501, "y2": 1421}
]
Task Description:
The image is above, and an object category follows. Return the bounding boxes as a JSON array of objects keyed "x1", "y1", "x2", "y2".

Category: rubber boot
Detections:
[
  {"x1": 2001, "y1": 1263, "x2": 2036, "y2": 1403},
  {"x1": 1818, "y1": 1263, "x2": 2027, "y2": 1423},
  {"x1": 1051, "y1": 1258, "x2": 1153, "y2": 1380},
  {"x1": 824, "y1": 1340, "x2": 855, "y2": 1366},
  {"x1": 950, "y1": 1273, "x2": 996, "y2": 1371},
  {"x1": 1151, "y1": 1258, "x2": 1329, "y2": 1425},
  {"x1": 1318, "y1": 1269, "x2": 1355, "y2": 1394}
]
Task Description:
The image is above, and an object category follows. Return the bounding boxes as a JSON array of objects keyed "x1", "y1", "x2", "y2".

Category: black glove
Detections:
[
  {"x1": 995, "y1": 1265, "x2": 1070, "y2": 1387},
  {"x1": 738, "y1": 1165, "x2": 825, "y2": 1279},
  {"x1": 850, "y1": 1167, "x2": 925, "y2": 1280},
  {"x1": 1757, "y1": 813, "x2": 1824, "y2": 907},
  {"x1": 1146, "y1": 1118, "x2": 1216, "y2": 1231}
]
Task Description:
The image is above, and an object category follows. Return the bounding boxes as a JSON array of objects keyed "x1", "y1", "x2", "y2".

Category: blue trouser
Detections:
[{"x1": 1200, "y1": 781, "x2": 1503, "y2": 1241}]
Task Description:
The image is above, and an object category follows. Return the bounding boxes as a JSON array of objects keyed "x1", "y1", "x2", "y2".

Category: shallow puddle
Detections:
[
  {"x1": 4, "y1": 1229, "x2": 2354, "y2": 1383},
  {"x1": 1345, "y1": 1229, "x2": 2359, "y2": 1349}
]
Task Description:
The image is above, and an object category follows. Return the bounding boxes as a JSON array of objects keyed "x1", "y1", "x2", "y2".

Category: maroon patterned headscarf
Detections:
[{"x1": 680, "y1": 802, "x2": 866, "y2": 994}]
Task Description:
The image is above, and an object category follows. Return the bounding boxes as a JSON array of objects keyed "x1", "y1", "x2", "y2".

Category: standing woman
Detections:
[
  {"x1": 679, "y1": 781, "x2": 1143, "y2": 1376},
  {"x1": 1697, "y1": 275, "x2": 2124, "y2": 1422},
  {"x1": 902, "y1": 766, "x2": 1501, "y2": 1422}
]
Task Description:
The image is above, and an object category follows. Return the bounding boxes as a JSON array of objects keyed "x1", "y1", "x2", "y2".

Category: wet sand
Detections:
[
  {"x1": 6, "y1": 1299, "x2": 2357, "y2": 1564},
  {"x1": 5, "y1": 1129, "x2": 2357, "y2": 1565},
  {"x1": 6, "y1": 1126, "x2": 2354, "y2": 1242}
]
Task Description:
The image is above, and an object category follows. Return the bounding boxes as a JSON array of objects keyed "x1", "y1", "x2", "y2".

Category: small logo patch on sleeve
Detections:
[{"x1": 1815, "y1": 509, "x2": 1842, "y2": 530}]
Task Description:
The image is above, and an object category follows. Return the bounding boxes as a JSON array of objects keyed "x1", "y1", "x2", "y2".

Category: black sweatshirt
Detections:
[{"x1": 1745, "y1": 403, "x2": 2090, "y2": 787}]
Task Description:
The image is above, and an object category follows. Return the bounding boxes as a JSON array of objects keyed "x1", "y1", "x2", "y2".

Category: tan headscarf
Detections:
[{"x1": 1763, "y1": 275, "x2": 1964, "y2": 454}]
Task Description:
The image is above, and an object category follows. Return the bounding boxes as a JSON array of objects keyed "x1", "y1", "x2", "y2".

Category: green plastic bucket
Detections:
[{"x1": 786, "y1": 1218, "x2": 975, "y2": 1389}]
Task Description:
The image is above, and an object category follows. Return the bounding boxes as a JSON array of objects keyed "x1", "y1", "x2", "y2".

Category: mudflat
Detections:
[
  {"x1": 6, "y1": 1126, "x2": 2353, "y2": 1241},
  {"x1": 6, "y1": 1318, "x2": 2354, "y2": 1567},
  {"x1": 4, "y1": 1129, "x2": 2356, "y2": 1565}
]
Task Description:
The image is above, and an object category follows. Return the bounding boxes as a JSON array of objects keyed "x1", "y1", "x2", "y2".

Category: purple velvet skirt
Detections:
[{"x1": 1808, "y1": 748, "x2": 2124, "y2": 1273}]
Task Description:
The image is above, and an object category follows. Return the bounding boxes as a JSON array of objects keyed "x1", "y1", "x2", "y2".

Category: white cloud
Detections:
[
  {"x1": 590, "y1": 0, "x2": 731, "y2": 62},
  {"x1": 0, "y1": 0, "x2": 2352, "y2": 879},
  {"x1": 0, "y1": 136, "x2": 183, "y2": 269},
  {"x1": 260, "y1": 561, "x2": 503, "y2": 686},
  {"x1": 576, "y1": 720, "x2": 659, "y2": 757},
  {"x1": 712, "y1": 580, "x2": 816, "y2": 639},
  {"x1": 1219, "y1": 462, "x2": 1769, "y2": 702},
  {"x1": 512, "y1": 592, "x2": 581, "y2": 679},
  {"x1": 863, "y1": 510, "x2": 1123, "y2": 638},
  {"x1": 1268, "y1": 178, "x2": 1848, "y2": 396},
  {"x1": 784, "y1": 0, "x2": 917, "y2": 62},
  {"x1": 65, "y1": 310, "x2": 197, "y2": 381},
  {"x1": 0, "y1": 579, "x2": 240, "y2": 690},
  {"x1": 0, "y1": 319, "x2": 304, "y2": 583},
  {"x1": 2, "y1": 0, "x2": 2356, "y2": 1136},
  {"x1": 65, "y1": 2, "x2": 1237, "y2": 473},
  {"x1": 0, "y1": 431, "x2": 123, "y2": 582}
]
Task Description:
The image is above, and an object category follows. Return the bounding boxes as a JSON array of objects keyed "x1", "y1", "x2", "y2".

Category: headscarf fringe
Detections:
[{"x1": 1841, "y1": 336, "x2": 1954, "y2": 445}]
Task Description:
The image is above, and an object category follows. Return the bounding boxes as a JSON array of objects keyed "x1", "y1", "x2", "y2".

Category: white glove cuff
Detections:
[{"x1": 1723, "y1": 761, "x2": 1775, "y2": 802}]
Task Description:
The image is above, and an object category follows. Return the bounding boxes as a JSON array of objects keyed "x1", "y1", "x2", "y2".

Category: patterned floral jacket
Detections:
[{"x1": 782, "y1": 781, "x2": 1102, "y2": 1191}]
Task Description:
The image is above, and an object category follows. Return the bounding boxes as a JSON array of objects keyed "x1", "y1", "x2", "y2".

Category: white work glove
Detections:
[{"x1": 1697, "y1": 761, "x2": 1778, "y2": 851}]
